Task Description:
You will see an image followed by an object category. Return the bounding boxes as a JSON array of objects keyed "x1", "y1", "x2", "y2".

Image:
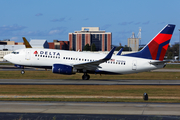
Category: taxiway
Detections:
[{"x1": 0, "y1": 79, "x2": 180, "y2": 85}]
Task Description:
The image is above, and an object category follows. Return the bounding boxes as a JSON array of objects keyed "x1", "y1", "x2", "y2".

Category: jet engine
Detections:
[{"x1": 52, "y1": 64, "x2": 75, "y2": 75}]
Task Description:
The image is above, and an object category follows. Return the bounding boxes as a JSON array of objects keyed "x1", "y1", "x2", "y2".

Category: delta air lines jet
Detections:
[{"x1": 4, "y1": 24, "x2": 175, "y2": 80}]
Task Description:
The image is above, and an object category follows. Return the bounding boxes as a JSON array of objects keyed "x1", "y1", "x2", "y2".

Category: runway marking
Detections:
[{"x1": 0, "y1": 95, "x2": 180, "y2": 99}]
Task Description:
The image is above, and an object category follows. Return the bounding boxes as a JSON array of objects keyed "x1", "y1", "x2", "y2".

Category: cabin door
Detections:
[
  {"x1": 25, "y1": 50, "x2": 31, "y2": 60},
  {"x1": 132, "y1": 60, "x2": 137, "y2": 70}
]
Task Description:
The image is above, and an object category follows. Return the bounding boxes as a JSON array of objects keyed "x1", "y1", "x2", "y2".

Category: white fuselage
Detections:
[{"x1": 4, "y1": 48, "x2": 164, "y2": 75}]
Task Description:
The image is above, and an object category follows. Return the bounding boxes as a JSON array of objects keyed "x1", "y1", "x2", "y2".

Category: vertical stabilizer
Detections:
[
  {"x1": 123, "y1": 24, "x2": 175, "y2": 61},
  {"x1": 23, "y1": 37, "x2": 32, "y2": 48}
]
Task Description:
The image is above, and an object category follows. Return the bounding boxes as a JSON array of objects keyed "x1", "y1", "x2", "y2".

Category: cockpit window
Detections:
[{"x1": 12, "y1": 52, "x2": 19, "y2": 54}]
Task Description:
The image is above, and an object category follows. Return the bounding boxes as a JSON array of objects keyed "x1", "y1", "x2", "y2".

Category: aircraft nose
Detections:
[{"x1": 3, "y1": 54, "x2": 10, "y2": 61}]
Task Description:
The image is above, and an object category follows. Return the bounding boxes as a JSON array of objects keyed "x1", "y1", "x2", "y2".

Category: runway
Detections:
[
  {"x1": 0, "y1": 101, "x2": 180, "y2": 115},
  {"x1": 0, "y1": 101, "x2": 180, "y2": 119},
  {"x1": 0, "y1": 79, "x2": 180, "y2": 85}
]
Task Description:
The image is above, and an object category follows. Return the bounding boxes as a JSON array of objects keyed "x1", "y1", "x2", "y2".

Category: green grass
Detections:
[
  {"x1": 0, "y1": 85, "x2": 178, "y2": 96},
  {"x1": 0, "y1": 85, "x2": 179, "y2": 103},
  {"x1": 165, "y1": 64, "x2": 180, "y2": 69},
  {"x1": 0, "y1": 62, "x2": 13, "y2": 65}
]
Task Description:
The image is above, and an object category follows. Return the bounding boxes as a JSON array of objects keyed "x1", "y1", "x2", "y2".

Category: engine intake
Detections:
[{"x1": 52, "y1": 64, "x2": 75, "y2": 75}]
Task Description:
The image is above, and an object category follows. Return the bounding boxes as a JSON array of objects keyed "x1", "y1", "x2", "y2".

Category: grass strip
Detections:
[
  {"x1": 0, "y1": 85, "x2": 179, "y2": 103},
  {"x1": 165, "y1": 64, "x2": 180, "y2": 69},
  {"x1": 0, "y1": 85, "x2": 179, "y2": 96}
]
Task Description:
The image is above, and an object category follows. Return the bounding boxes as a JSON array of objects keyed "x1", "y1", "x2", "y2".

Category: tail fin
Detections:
[
  {"x1": 23, "y1": 37, "x2": 32, "y2": 48},
  {"x1": 123, "y1": 24, "x2": 175, "y2": 61}
]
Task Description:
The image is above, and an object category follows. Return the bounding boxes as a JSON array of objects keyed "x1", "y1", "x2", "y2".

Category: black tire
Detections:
[
  {"x1": 87, "y1": 75, "x2": 90, "y2": 80},
  {"x1": 82, "y1": 75, "x2": 89, "y2": 80}
]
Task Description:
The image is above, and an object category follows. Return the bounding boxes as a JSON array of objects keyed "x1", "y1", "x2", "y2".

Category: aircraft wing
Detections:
[{"x1": 73, "y1": 47, "x2": 116, "y2": 71}]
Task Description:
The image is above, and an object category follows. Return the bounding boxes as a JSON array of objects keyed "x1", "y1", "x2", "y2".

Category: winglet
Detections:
[
  {"x1": 23, "y1": 37, "x2": 32, "y2": 48},
  {"x1": 116, "y1": 48, "x2": 123, "y2": 55},
  {"x1": 103, "y1": 47, "x2": 116, "y2": 60}
]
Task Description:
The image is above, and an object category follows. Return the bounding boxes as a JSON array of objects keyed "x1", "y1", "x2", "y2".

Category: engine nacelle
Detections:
[
  {"x1": 52, "y1": 64, "x2": 75, "y2": 75},
  {"x1": 14, "y1": 64, "x2": 24, "y2": 69}
]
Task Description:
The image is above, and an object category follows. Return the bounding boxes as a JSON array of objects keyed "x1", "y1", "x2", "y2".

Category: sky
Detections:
[{"x1": 0, "y1": 0, "x2": 180, "y2": 46}]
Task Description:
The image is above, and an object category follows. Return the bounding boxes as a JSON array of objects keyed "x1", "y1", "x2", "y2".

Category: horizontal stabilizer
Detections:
[{"x1": 149, "y1": 60, "x2": 170, "y2": 64}]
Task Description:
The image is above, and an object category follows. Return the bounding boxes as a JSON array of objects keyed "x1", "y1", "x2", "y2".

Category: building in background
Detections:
[
  {"x1": 30, "y1": 39, "x2": 49, "y2": 49},
  {"x1": 0, "y1": 39, "x2": 25, "y2": 51},
  {"x1": 0, "y1": 40, "x2": 25, "y2": 61},
  {"x1": 128, "y1": 32, "x2": 139, "y2": 51},
  {"x1": 48, "y1": 40, "x2": 69, "y2": 50},
  {"x1": 69, "y1": 27, "x2": 112, "y2": 51}
]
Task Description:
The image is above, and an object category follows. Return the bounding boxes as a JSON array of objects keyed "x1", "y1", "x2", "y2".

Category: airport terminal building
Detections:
[{"x1": 69, "y1": 27, "x2": 112, "y2": 51}]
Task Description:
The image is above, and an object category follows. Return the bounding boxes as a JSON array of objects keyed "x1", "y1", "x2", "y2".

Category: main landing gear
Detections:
[
  {"x1": 82, "y1": 73, "x2": 90, "y2": 80},
  {"x1": 21, "y1": 66, "x2": 25, "y2": 74}
]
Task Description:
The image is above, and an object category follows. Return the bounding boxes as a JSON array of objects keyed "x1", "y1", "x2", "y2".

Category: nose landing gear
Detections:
[{"x1": 21, "y1": 70, "x2": 25, "y2": 74}]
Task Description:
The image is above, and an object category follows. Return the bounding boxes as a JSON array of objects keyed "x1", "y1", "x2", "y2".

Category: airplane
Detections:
[{"x1": 4, "y1": 24, "x2": 175, "y2": 80}]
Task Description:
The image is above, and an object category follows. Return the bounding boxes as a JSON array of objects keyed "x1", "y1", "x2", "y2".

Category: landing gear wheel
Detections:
[
  {"x1": 82, "y1": 74, "x2": 90, "y2": 80},
  {"x1": 21, "y1": 70, "x2": 25, "y2": 74}
]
